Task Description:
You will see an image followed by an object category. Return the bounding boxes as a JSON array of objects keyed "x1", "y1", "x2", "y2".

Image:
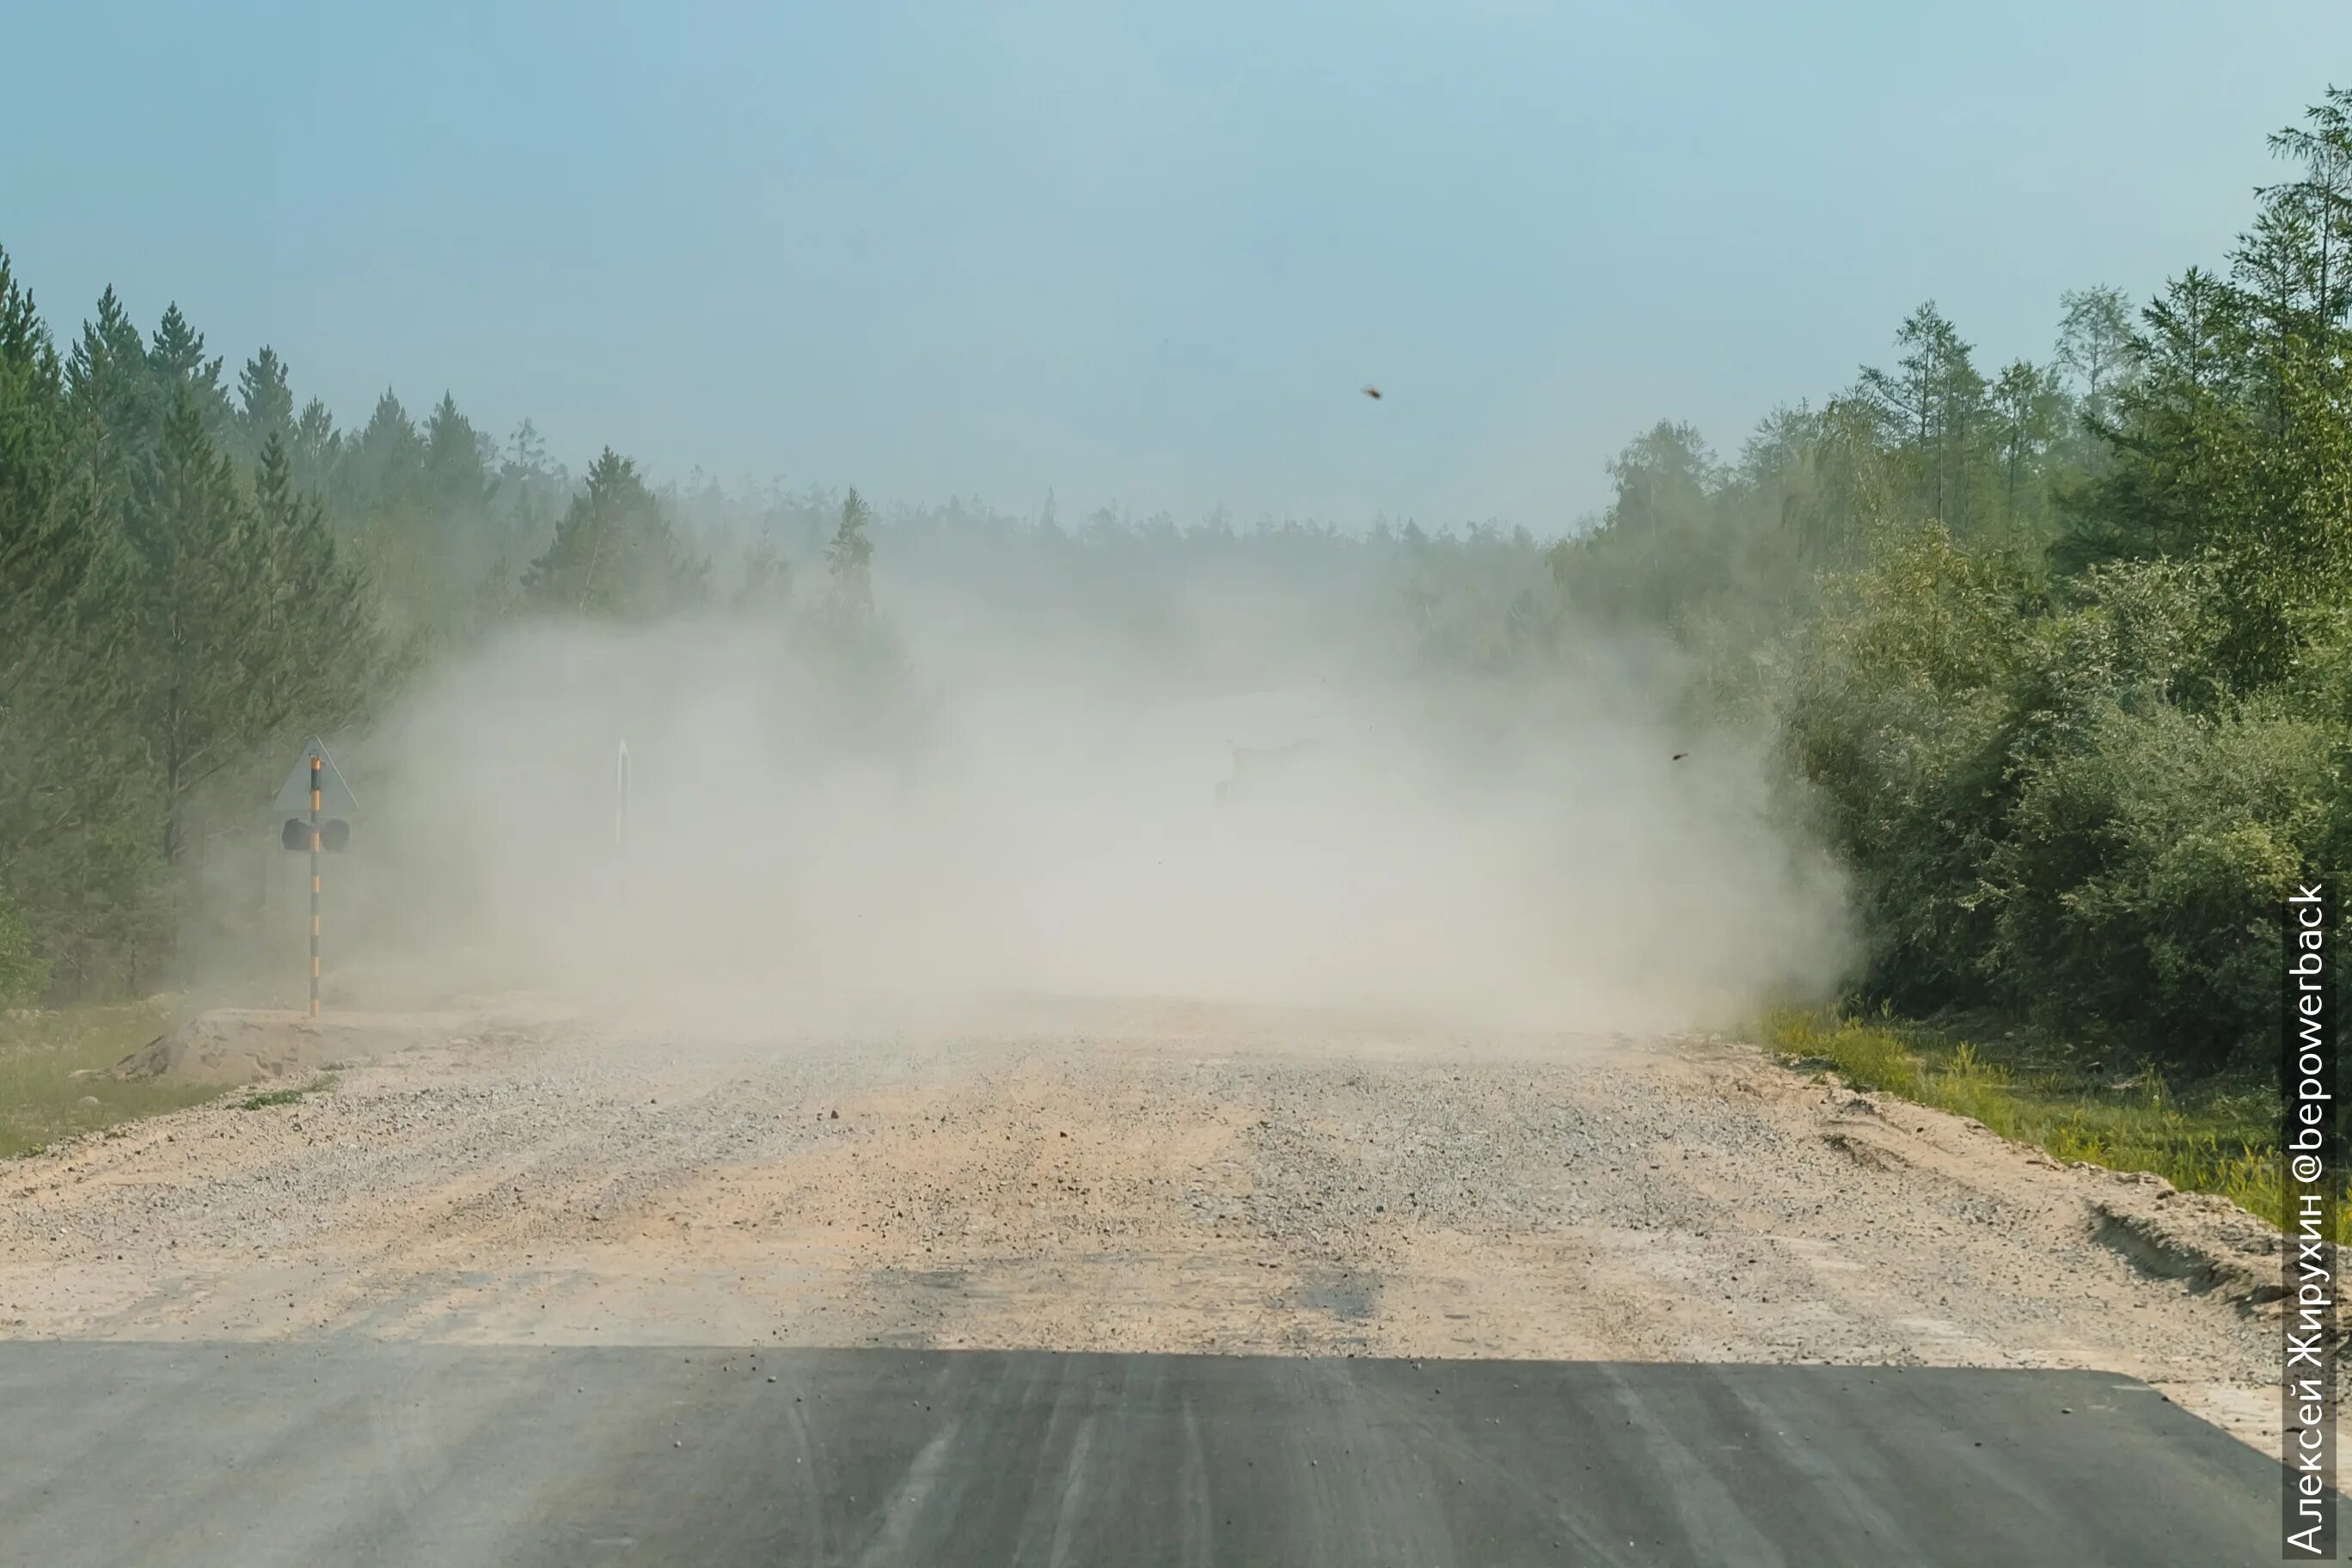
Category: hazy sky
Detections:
[{"x1": 5, "y1": 2, "x2": 2343, "y2": 531}]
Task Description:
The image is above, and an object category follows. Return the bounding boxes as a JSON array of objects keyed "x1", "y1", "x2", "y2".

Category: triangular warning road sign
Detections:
[{"x1": 273, "y1": 735, "x2": 359, "y2": 816}]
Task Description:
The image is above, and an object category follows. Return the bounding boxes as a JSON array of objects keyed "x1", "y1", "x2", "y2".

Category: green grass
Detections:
[
  {"x1": 0, "y1": 998, "x2": 219, "y2": 1158},
  {"x1": 237, "y1": 1075, "x2": 334, "y2": 1111},
  {"x1": 1760, "y1": 1007, "x2": 2342, "y2": 1242}
]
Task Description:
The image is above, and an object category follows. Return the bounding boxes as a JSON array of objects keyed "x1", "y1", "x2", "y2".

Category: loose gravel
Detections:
[{"x1": 0, "y1": 995, "x2": 2287, "y2": 1452}]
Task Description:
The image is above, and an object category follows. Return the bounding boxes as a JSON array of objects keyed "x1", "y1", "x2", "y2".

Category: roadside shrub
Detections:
[
  {"x1": 1988, "y1": 698, "x2": 2331, "y2": 1071},
  {"x1": 1779, "y1": 526, "x2": 2030, "y2": 1009},
  {"x1": 1781, "y1": 542, "x2": 2328, "y2": 1075}
]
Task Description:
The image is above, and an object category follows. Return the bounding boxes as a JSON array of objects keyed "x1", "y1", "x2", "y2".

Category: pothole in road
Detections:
[{"x1": 1296, "y1": 1272, "x2": 1379, "y2": 1322}]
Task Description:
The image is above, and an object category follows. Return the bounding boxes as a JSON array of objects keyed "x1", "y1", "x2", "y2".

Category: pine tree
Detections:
[
  {"x1": 1554, "y1": 422, "x2": 1724, "y2": 625},
  {"x1": 524, "y1": 447, "x2": 701, "y2": 617},
  {"x1": 348, "y1": 389, "x2": 424, "y2": 511},
  {"x1": 147, "y1": 302, "x2": 232, "y2": 438},
  {"x1": 0, "y1": 253, "x2": 163, "y2": 994},
  {"x1": 2055, "y1": 286, "x2": 2137, "y2": 413},
  {"x1": 1989, "y1": 358, "x2": 2066, "y2": 540},
  {"x1": 64, "y1": 287, "x2": 156, "y2": 492},
  {"x1": 736, "y1": 536, "x2": 794, "y2": 613},
  {"x1": 251, "y1": 432, "x2": 377, "y2": 738},
  {"x1": 0, "y1": 247, "x2": 75, "y2": 759},
  {"x1": 1859, "y1": 303, "x2": 1993, "y2": 536},
  {"x1": 236, "y1": 347, "x2": 295, "y2": 465},
  {"x1": 805, "y1": 485, "x2": 906, "y2": 724},
  {"x1": 0, "y1": 249, "x2": 64, "y2": 585},
  {"x1": 424, "y1": 393, "x2": 493, "y2": 519},
  {"x1": 113, "y1": 395, "x2": 383, "y2": 870},
  {"x1": 491, "y1": 418, "x2": 560, "y2": 589},
  {"x1": 137, "y1": 390, "x2": 259, "y2": 863},
  {"x1": 291, "y1": 397, "x2": 340, "y2": 499},
  {"x1": 2059, "y1": 267, "x2": 2251, "y2": 571},
  {"x1": 0, "y1": 466, "x2": 157, "y2": 995},
  {"x1": 826, "y1": 486, "x2": 874, "y2": 608},
  {"x1": 2060, "y1": 92, "x2": 2352, "y2": 690}
]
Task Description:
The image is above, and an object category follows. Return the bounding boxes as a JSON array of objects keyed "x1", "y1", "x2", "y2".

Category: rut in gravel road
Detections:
[{"x1": 0, "y1": 995, "x2": 2284, "y2": 1451}]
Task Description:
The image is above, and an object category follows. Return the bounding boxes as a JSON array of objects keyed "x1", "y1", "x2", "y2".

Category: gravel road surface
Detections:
[{"x1": 0, "y1": 992, "x2": 2297, "y2": 1562}]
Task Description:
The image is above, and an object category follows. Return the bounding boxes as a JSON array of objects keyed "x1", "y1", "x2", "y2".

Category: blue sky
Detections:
[{"x1": 3, "y1": 2, "x2": 2343, "y2": 531}]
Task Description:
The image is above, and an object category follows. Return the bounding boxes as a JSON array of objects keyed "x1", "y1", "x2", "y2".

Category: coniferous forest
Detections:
[{"x1": 3, "y1": 89, "x2": 2348, "y2": 1083}]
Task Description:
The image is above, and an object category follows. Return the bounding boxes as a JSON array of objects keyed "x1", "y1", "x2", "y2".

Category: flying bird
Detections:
[
  {"x1": 1672, "y1": 752, "x2": 1689, "y2": 762},
  {"x1": 1362, "y1": 385, "x2": 1382, "y2": 400}
]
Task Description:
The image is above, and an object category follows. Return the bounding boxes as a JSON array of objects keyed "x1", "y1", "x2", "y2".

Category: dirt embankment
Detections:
[{"x1": 111, "y1": 1008, "x2": 501, "y2": 1087}]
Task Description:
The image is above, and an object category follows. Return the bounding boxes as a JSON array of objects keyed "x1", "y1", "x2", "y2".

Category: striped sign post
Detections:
[
  {"x1": 308, "y1": 753, "x2": 322, "y2": 1019},
  {"x1": 277, "y1": 737, "x2": 354, "y2": 1021}
]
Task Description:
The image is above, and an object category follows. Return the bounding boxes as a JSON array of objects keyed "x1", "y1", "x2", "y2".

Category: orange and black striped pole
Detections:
[{"x1": 308, "y1": 752, "x2": 322, "y2": 1019}]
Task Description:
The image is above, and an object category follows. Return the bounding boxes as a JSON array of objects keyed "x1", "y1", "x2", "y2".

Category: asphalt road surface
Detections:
[{"x1": 0, "y1": 1343, "x2": 2282, "y2": 1566}]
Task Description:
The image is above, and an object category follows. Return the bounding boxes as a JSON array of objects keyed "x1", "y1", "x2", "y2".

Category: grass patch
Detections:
[
  {"x1": 1759, "y1": 1006, "x2": 2342, "y2": 1242},
  {"x1": 0, "y1": 998, "x2": 218, "y2": 1158},
  {"x1": 237, "y1": 1075, "x2": 334, "y2": 1111}
]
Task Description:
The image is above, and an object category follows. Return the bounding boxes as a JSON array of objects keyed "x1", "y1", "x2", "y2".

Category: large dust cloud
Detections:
[{"x1": 246, "y1": 534, "x2": 1853, "y2": 1033}]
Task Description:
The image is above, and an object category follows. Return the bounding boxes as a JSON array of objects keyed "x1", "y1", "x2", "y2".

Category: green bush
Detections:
[
  {"x1": 1988, "y1": 699, "x2": 2330, "y2": 1070},
  {"x1": 1779, "y1": 526, "x2": 2031, "y2": 1010},
  {"x1": 1782, "y1": 543, "x2": 2337, "y2": 1075}
]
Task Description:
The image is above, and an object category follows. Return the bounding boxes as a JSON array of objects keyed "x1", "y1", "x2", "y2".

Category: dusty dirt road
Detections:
[{"x1": 0, "y1": 994, "x2": 2287, "y2": 1450}]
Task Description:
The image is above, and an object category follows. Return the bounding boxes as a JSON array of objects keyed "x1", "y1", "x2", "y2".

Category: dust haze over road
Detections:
[{"x1": 296, "y1": 539, "x2": 1853, "y2": 1029}]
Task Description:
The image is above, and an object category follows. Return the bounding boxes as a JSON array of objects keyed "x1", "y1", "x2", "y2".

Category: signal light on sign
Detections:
[{"x1": 282, "y1": 818, "x2": 351, "y2": 852}]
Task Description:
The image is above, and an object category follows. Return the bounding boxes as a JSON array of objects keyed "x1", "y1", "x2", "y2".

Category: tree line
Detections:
[
  {"x1": 0, "y1": 269, "x2": 882, "y2": 1000},
  {"x1": 0, "y1": 234, "x2": 1481, "y2": 1005},
  {"x1": 3, "y1": 87, "x2": 2345, "y2": 1081},
  {"x1": 1540, "y1": 88, "x2": 2352, "y2": 1075}
]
